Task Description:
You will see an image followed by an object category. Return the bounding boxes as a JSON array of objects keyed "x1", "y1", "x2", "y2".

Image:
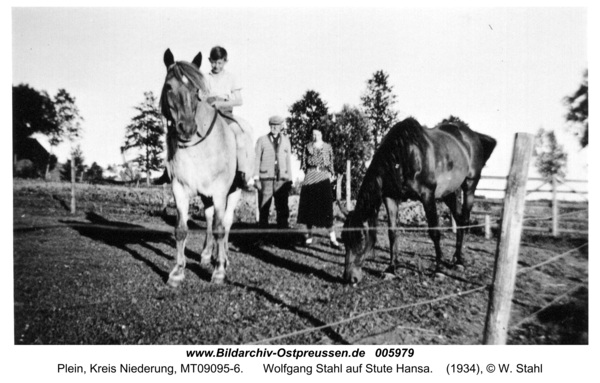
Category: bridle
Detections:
[
  {"x1": 164, "y1": 63, "x2": 239, "y2": 150},
  {"x1": 173, "y1": 107, "x2": 240, "y2": 149},
  {"x1": 173, "y1": 106, "x2": 218, "y2": 149}
]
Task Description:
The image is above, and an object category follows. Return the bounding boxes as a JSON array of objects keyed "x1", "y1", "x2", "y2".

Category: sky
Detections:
[{"x1": 10, "y1": 6, "x2": 589, "y2": 189}]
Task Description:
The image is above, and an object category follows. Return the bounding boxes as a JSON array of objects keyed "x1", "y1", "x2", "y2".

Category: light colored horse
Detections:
[{"x1": 160, "y1": 49, "x2": 253, "y2": 286}]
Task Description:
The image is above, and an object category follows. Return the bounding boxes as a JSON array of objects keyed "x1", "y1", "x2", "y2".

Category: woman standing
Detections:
[{"x1": 297, "y1": 129, "x2": 340, "y2": 248}]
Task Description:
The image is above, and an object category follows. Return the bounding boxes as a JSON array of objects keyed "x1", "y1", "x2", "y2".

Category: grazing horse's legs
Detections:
[
  {"x1": 422, "y1": 191, "x2": 444, "y2": 274},
  {"x1": 200, "y1": 196, "x2": 214, "y2": 264},
  {"x1": 454, "y1": 179, "x2": 478, "y2": 266},
  {"x1": 168, "y1": 182, "x2": 190, "y2": 287},
  {"x1": 210, "y1": 194, "x2": 229, "y2": 284},
  {"x1": 383, "y1": 197, "x2": 399, "y2": 275},
  {"x1": 442, "y1": 191, "x2": 465, "y2": 269}
]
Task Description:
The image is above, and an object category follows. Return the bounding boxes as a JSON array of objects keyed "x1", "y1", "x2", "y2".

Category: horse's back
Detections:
[{"x1": 429, "y1": 123, "x2": 492, "y2": 179}]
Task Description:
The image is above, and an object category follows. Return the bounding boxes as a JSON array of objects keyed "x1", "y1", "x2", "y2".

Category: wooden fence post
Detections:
[
  {"x1": 484, "y1": 215, "x2": 491, "y2": 240},
  {"x1": 346, "y1": 160, "x2": 351, "y2": 208},
  {"x1": 483, "y1": 133, "x2": 535, "y2": 345},
  {"x1": 70, "y1": 151, "x2": 76, "y2": 214},
  {"x1": 255, "y1": 191, "x2": 260, "y2": 223},
  {"x1": 552, "y1": 174, "x2": 559, "y2": 237}
]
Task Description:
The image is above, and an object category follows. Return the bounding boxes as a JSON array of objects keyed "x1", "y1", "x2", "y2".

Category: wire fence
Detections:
[
  {"x1": 14, "y1": 195, "x2": 588, "y2": 345},
  {"x1": 246, "y1": 242, "x2": 588, "y2": 345},
  {"x1": 16, "y1": 206, "x2": 585, "y2": 237}
]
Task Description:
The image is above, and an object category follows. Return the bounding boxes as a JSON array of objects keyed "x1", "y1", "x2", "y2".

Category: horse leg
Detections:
[
  {"x1": 210, "y1": 195, "x2": 229, "y2": 284},
  {"x1": 383, "y1": 197, "x2": 399, "y2": 276},
  {"x1": 200, "y1": 196, "x2": 214, "y2": 265},
  {"x1": 422, "y1": 191, "x2": 444, "y2": 274},
  {"x1": 442, "y1": 191, "x2": 465, "y2": 270},
  {"x1": 168, "y1": 182, "x2": 189, "y2": 288},
  {"x1": 223, "y1": 189, "x2": 242, "y2": 248},
  {"x1": 454, "y1": 181, "x2": 477, "y2": 267}
]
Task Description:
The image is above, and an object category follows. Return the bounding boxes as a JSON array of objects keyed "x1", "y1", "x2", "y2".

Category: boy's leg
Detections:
[{"x1": 228, "y1": 121, "x2": 254, "y2": 187}]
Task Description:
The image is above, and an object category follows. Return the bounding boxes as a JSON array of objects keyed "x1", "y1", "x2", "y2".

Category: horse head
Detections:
[
  {"x1": 339, "y1": 201, "x2": 376, "y2": 284},
  {"x1": 161, "y1": 49, "x2": 207, "y2": 143}
]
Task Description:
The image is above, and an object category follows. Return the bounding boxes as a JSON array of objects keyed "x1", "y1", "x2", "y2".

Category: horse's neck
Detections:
[{"x1": 194, "y1": 102, "x2": 216, "y2": 135}]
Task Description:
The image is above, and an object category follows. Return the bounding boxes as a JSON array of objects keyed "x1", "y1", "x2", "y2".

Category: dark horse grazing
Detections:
[
  {"x1": 160, "y1": 49, "x2": 254, "y2": 286},
  {"x1": 341, "y1": 117, "x2": 496, "y2": 284}
]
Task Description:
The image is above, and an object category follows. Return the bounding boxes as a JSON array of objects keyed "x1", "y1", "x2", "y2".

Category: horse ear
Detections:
[
  {"x1": 164, "y1": 49, "x2": 175, "y2": 69},
  {"x1": 192, "y1": 52, "x2": 202, "y2": 69}
]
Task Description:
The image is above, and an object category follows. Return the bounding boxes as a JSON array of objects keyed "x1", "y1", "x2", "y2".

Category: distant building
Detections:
[{"x1": 13, "y1": 137, "x2": 50, "y2": 177}]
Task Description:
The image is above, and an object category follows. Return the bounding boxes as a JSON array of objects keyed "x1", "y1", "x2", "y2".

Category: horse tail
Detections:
[{"x1": 477, "y1": 132, "x2": 497, "y2": 165}]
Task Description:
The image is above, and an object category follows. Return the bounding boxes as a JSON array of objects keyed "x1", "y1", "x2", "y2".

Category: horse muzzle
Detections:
[
  {"x1": 175, "y1": 121, "x2": 198, "y2": 142},
  {"x1": 343, "y1": 265, "x2": 363, "y2": 285}
]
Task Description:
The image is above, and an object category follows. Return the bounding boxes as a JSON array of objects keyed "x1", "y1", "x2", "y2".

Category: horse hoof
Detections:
[
  {"x1": 211, "y1": 271, "x2": 226, "y2": 284},
  {"x1": 167, "y1": 276, "x2": 183, "y2": 288},
  {"x1": 167, "y1": 268, "x2": 185, "y2": 287},
  {"x1": 200, "y1": 255, "x2": 211, "y2": 266}
]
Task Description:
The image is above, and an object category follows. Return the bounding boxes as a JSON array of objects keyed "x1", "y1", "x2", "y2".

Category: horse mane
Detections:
[
  {"x1": 160, "y1": 61, "x2": 207, "y2": 119},
  {"x1": 353, "y1": 117, "x2": 428, "y2": 219}
]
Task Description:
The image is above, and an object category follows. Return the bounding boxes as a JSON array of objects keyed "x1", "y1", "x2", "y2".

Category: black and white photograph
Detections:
[{"x1": 7, "y1": 3, "x2": 594, "y2": 381}]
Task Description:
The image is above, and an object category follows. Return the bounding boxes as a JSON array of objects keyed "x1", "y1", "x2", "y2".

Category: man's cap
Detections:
[{"x1": 269, "y1": 115, "x2": 284, "y2": 125}]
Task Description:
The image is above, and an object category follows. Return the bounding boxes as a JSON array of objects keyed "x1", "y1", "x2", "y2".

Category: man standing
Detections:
[{"x1": 254, "y1": 115, "x2": 292, "y2": 229}]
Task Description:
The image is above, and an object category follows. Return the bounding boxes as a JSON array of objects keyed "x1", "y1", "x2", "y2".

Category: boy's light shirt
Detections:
[{"x1": 206, "y1": 69, "x2": 242, "y2": 100}]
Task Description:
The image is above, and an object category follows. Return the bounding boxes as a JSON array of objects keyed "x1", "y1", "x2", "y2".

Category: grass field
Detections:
[{"x1": 13, "y1": 179, "x2": 588, "y2": 345}]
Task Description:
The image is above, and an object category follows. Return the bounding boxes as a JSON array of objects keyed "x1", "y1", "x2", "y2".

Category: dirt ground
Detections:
[{"x1": 13, "y1": 180, "x2": 588, "y2": 345}]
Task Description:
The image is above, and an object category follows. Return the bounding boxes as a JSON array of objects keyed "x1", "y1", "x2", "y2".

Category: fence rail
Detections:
[{"x1": 474, "y1": 175, "x2": 588, "y2": 237}]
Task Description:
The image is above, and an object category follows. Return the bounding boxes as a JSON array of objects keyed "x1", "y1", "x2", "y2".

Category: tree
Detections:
[
  {"x1": 61, "y1": 146, "x2": 87, "y2": 182},
  {"x1": 360, "y1": 70, "x2": 399, "y2": 148},
  {"x1": 85, "y1": 162, "x2": 104, "y2": 184},
  {"x1": 54, "y1": 89, "x2": 84, "y2": 213},
  {"x1": 534, "y1": 128, "x2": 568, "y2": 181},
  {"x1": 122, "y1": 91, "x2": 165, "y2": 186},
  {"x1": 12, "y1": 84, "x2": 58, "y2": 171},
  {"x1": 436, "y1": 115, "x2": 469, "y2": 127},
  {"x1": 54, "y1": 89, "x2": 84, "y2": 144},
  {"x1": 563, "y1": 69, "x2": 588, "y2": 148},
  {"x1": 320, "y1": 105, "x2": 373, "y2": 199},
  {"x1": 119, "y1": 162, "x2": 142, "y2": 184},
  {"x1": 286, "y1": 90, "x2": 329, "y2": 162}
]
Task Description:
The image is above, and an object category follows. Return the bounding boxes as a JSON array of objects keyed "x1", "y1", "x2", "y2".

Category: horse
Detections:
[
  {"x1": 340, "y1": 117, "x2": 496, "y2": 284},
  {"x1": 160, "y1": 49, "x2": 253, "y2": 286}
]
